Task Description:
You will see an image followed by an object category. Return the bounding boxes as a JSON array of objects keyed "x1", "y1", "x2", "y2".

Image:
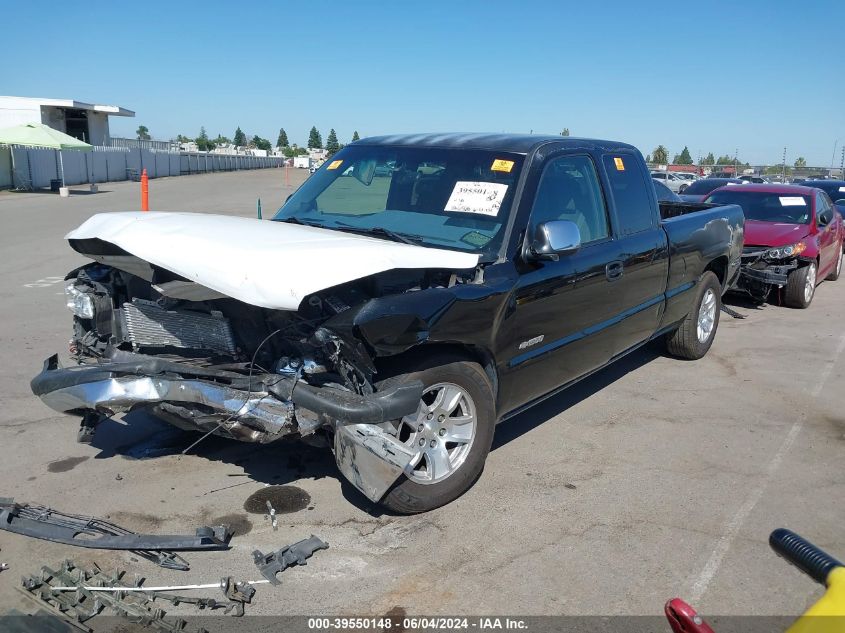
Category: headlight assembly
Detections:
[
  {"x1": 65, "y1": 281, "x2": 94, "y2": 319},
  {"x1": 765, "y1": 242, "x2": 806, "y2": 260}
]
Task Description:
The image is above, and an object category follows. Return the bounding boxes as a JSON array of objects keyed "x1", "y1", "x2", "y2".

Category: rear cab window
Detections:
[{"x1": 602, "y1": 154, "x2": 657, "y2": 235}]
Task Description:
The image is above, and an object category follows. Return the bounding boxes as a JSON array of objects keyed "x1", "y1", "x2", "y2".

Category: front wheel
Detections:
[
  {"x1": 375, "y1": 356, "x2": 496, "y2": 514},
  {"x1": 785, "y1": 262, "x2": 816, "y2": 308},
  {"x1": 665, "y1": 271, "x2": 721, "y2": 360}
]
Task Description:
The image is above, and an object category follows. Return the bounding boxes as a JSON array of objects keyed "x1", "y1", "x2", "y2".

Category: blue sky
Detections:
[{"x1": 4, "y1": 0, "x2": 844, "y2": 165}]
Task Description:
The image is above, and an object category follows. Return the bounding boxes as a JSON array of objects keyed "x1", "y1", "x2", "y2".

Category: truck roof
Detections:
[{"x1": 356, "y1": 133, "x2": 638, "y2": 155}]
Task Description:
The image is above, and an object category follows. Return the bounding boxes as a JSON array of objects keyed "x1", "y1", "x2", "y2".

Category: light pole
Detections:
[
  {"x1": 782, "y1": 147, "x2": 787, "y2": 183},
  {"x1": 832, "y1": 139, "x2": 840, "y2": 172}
]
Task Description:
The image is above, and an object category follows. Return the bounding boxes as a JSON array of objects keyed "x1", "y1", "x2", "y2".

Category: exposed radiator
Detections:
[{"x1": 122, "y1": 300, "x2": 237, "y2": 356}]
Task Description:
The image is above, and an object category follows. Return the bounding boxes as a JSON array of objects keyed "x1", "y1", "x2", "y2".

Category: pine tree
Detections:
[
  {"x1": 326, "y1": 129, "x2": 339, "y2": 156},
  {"x1": 197, "y1": 127, "x2": 214, "y2": 152},
  {"x1": 233, "y1": 127, "x2": 246, "y2": 147},
  {"x1": 307, "y1": 126, "x2": 323, "y2": 149},
  {"x1": 676, "y1": 146, "x2": 693, "y2": 165},
  {"x1": 351, "y1": 130, "x2": 360, "y2": 142},
  {"x1": 277, "y1": 128, "x2": 289, "y2": 148}
]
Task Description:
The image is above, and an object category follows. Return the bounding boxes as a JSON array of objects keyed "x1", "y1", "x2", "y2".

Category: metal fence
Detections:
[
  {"x1": 2, "y1": 145, "x2": 283, "y2": 190},
  {"x1": 109, "y1": 137, "x2": 175, "y2": 151}
]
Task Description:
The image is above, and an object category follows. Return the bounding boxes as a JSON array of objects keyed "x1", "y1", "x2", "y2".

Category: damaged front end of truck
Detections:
[{"x1": 31, "y1": 212, "x2": 484, "y2": 503}]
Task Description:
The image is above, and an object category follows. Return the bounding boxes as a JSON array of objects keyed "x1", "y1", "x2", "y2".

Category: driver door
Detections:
[
  {"x1": 499, "y1": 153, "x2": 622, "y2": 408},
  {"x1": 816, "y1": 192, "x2": 837, "y2": 274}
]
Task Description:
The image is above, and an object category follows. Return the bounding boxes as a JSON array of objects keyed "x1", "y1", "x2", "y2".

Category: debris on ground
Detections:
[
  {"x1": 0, "y1": 498, "x2": 232, "y2": 571},
  {"x1": 265, "y1": 500, "x2": 278, "y2": 531},
  {"x1": 252, "y1": 535, "x2": 329, "y2": 585},
  {"x1": 20, "y1": 560, "x2": 256, "y2": 631},
  {"x1": 721, "y1": 304, "x2": 746, "y2": 319}
]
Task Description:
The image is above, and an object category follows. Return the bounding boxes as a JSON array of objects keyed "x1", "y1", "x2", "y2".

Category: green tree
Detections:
[
  {"x1": 645, "y1": 154, "x2": 652, "y2": 164},
  {"x1": 561, "y1": 128, "x2": 570, "y2": 137},
  {"x1": 136, "y1": 125, "x2": 150, "y2": 140},
  {"x1": 233, "y1": 126, "x2": 246, "y2": 147},
  {"x1": 175, "y1": 134, "x2": 192, "y2": 143},
  {"x1": 252, "y1": 135, "x2": 272, "y2": 151},
  {"x1": 716, "y1": 155, "x2": 734, "y2": 165},
  {"x1": 325, "y1": 128, "x2": 340, "y2": 155},
  {"x1": 651, "y1": 145, "x2": 668, "y2": 165},
  {"x1": 351, "y1": 130, "x2": 360, "y2": 142},
  {"x1": 214, "y1": 134, "x2": 231, "y2": 146},
  {"x1": 308, "y1": 126, "x2": 322, "y2": 149},
  {"x1": 701, "y1": 152, "x2": 715, "y2": 165},
  {"x1": 277, "y1": 128, "x2": 289, "y2": 148},
  {"x1": 673, "y1": 146, "x2": 693, "y2": 165},
  {"x1": 196, "y1": 127, "x2": 215, "y2": 152},
  {"x1": 794, "y1": 156, "x2": 807, "y2": 168}
]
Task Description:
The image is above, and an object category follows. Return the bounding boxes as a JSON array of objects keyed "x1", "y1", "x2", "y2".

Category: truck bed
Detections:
[{"x1": 658, "y1": 200, "x2": 714, "y2": 220}]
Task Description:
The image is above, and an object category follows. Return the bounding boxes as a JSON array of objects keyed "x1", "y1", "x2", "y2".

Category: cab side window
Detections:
[
  {"x1": 530, "y1": 155, "x2": 609, "y2": 244},
  {"x1": 602, "y1": 155, "x2": 657, "y2": 235}
]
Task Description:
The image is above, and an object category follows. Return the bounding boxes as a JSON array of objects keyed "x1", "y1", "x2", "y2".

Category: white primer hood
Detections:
[{"x1": 66, "y1": 212, "x2": 480, "y2": 310}]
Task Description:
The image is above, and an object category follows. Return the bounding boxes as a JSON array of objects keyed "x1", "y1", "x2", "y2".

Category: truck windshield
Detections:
[
  {"x1": 705, "y1": 190, "x2": 812, "y2": 224},
  {"x1": 273, "y1": 145, "x2": 524, "y2": 257}
]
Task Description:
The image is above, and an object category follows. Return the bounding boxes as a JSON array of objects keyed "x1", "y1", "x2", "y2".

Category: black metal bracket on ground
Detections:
[
  {"x1": 720, "y1": 304, "x2": 746, "y2": 319},
  {"x1": 0, "y1": 498, "x2": 232, "y2": 571},
  {"x1": 252, "y1": 535, "x2": 329, "y2": 585}
]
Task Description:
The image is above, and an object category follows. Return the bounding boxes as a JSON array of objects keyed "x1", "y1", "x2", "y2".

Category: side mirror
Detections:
[
  {"x1": 819, "y1": 210, "x2": 833, "y2": 226},
  {"x1": 530, "y1": 220, "x2": 581, "y2": 261}
]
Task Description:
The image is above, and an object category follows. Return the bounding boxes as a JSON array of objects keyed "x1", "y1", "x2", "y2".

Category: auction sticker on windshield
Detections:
[
  {"x1": 491, "y1": 159, "x2": 514, "y2": 173},
  {"x1": 445, "y1": 182, "x2": 509, "y2": 216},
  {"x1": 779, "y1": 196, "x2": 806, "y2": 206}
]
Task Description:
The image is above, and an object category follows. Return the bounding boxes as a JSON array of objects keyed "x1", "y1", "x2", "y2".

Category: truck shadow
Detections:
[
  {"x1": 492, "y1": 342, "x2": 662, "y2": 451},
  {"x1": 88, "y1": 409, "x2": 376, "y2": 512},
  {"x1": 86, "y1": 341, "x2": 669, "y2": 516}
]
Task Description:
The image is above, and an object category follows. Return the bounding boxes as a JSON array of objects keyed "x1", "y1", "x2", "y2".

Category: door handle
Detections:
[{"x1": 606, "y1": 260, "x2": 624, "y2": 281}]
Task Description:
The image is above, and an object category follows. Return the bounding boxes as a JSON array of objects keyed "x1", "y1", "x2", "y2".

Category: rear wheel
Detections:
[
  {"x1": 375, "y1": 356, "x2": 495, "y2": 514},
  {"x1": 785, "y1": 262, "x2": 816, "y2": 308},
  {"x1": 665, "y1": 271, "x2": 721, "y2": 360}
]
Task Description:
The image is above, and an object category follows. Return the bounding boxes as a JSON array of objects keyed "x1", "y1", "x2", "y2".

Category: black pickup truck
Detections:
[{"x1": 32, "y1": 134, "x2": 744, "y2": 513}]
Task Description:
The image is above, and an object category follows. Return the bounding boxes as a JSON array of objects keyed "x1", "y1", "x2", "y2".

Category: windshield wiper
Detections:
[
  {"x1": 331, "y1": 222, "x2": 424, "y2": 245},
  {"x1": 277, "y1": 217, "x2": 322, "y2": 228}
]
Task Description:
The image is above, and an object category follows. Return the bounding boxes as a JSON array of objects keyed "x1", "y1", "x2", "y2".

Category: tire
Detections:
[
  {"x1": 679, "y1": 184, "x2": 688, "y2": 193},
  {"x1": 825, "y1": 247, "x2": 842, "y2": 281},
  {"x1": 375, "y1": 355, "x2": 495, "y2": 514},
  {"x1": 665, "y1": 271, "x2": 721, "y2": 360},
  {"x1": 785, "y1": 262, "x2": 817, "y2": 308}
]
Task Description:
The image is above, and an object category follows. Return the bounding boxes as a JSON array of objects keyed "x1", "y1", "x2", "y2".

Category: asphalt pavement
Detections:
[{"x1": 0, "y1": 170, "x2": 842, "y2": 620}]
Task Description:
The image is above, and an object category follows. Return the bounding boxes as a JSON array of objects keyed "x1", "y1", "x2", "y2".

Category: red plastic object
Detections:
[
  {"x1": 665, "y1": 598, "x2": 716, "y2": 633},
  {"x1": 141, "y1": 168, "x2": 149, "y2": 211}
]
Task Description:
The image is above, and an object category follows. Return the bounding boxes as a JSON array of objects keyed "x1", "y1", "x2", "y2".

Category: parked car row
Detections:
[{"x1": 654, "y1": 176, "x2": 845, "y2": 308}]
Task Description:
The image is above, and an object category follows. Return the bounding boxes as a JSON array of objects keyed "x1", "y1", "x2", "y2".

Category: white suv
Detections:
[{"x1": 650, "y1": 171, "x2": 688, "y2": 193}]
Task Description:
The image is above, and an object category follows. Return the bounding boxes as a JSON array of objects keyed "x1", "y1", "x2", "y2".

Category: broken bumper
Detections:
[
  {"x1": 739, "y1": 265, "x2": 791, "y2": 286},
  {"x1": 31, "y1": 355, "x2": 424, "y2": 501}
]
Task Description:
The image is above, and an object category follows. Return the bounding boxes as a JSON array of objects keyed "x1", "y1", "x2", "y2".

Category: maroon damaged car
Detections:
[{"x1": 705, "y1": 184, "x2": 844, "y2": 307}]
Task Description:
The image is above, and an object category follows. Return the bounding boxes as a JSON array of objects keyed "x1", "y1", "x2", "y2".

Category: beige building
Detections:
[{"x1": 0, "y1": 96, "x2": 134, "y2": 146}]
